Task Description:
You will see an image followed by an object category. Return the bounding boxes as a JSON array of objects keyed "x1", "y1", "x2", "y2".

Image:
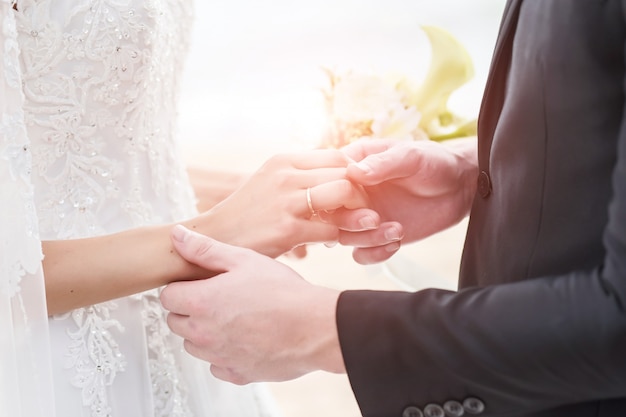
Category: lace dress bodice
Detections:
[
  {"x1": 9, "y1": 2, "x2": 278, "y2": 416},
  {"x1": 17, "y1": 0, "x2": 197, "y2": 239}
]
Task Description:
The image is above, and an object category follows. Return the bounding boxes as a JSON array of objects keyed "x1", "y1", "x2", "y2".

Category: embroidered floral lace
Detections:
[{"x1": 4, "y1": 1, "x2": 279, "y2": 416}]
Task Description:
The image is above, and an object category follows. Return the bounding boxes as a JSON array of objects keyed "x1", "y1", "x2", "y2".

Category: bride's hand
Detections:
[{"x1": 183, "y1": 149, "x2": 381, "y2": 258}]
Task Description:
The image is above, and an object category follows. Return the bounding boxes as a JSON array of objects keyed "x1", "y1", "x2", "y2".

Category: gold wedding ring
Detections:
[{"x1": 306, "y1": 187, "x2": 316, "y2": 217}]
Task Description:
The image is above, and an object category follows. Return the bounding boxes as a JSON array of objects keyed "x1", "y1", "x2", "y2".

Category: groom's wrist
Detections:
[{"x1": 307, "y1": 287, "x2": 347, "y2": 375}]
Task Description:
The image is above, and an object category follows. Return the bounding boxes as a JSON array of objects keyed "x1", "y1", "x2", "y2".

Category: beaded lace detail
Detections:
[
  {"x1": 15, "y1": 0, "x2": 197, "y2": 240},
  {"x1": 64, "y1": 304, "x2": 127, "y2": 417},
  {"x1": 143, "y1": 293, "x2": 193, "y2": 417},
  {"x1": 14, "y1": 1, "x2": 197, "y2": 415}
]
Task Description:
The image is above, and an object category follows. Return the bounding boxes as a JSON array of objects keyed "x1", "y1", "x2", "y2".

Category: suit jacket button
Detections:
[
  {"x1": 477, "y1": 171, "x2": 492, "y2": 198},
  {"x1": 424, "y1": 403, "x2": 445, "y2": 417},
  {"x1": 463, "y1": 397, "x2": 485, "y2": 414},
  {"x1": 402, "y1": 406, "x2": 424, "y2": 417},
  {"x1": 443, "y1": 400, "x2": 465, "y2": 416}
]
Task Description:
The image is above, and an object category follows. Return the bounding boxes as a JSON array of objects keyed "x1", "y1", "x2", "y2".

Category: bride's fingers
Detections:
[
  {"x1": 305, "y1": 179, "x2": 369, "y2": 213},
  {"x1": 293, "y1": 220, "x2": 340, "y2": 245},
  {"x1": 288, "y1": 149, "x2": 352, "y2": 170},
  {"x1": 295, "y1": 167, "x2": 350, "y2": 187},
  {"x1": 283, "y1": 245, "x2": 308, "y2": 259},
  {"x1": 337, "y1": 221, "x2": 404, "y2": 247},
  {"x1": 341, "y1": 138, "x2": 393, "y2": 163}
]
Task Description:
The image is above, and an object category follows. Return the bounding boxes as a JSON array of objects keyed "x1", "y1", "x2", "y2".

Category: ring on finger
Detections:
[{"x1": 306, "y1": 187, "x2": 316, "y2": 217}]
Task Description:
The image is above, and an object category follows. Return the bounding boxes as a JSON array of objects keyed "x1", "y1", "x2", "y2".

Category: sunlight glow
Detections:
[{"x1": 178, "y1": 0, "x2": 506, "y2": 152}]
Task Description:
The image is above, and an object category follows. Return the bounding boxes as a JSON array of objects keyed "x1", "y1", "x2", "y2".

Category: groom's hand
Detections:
[
  {"x1": 160, "y1": 225, "x2": 346, "y2": 384},
  {"x1": 334, "y1": 138, "x2": 478, "y2": 264}
]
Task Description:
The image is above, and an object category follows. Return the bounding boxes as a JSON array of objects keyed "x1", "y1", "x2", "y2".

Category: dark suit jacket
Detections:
[{"x1": 336, "y1": 1, "x2": 626, "y2": 416}]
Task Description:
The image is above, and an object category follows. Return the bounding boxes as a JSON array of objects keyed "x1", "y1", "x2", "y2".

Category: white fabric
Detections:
[
  {"x1": 2, "y1": 0, "x2": 281, "y2": 416},
  {"x1": 1, "y1": 0, "x2": 56, "y2": 415}
]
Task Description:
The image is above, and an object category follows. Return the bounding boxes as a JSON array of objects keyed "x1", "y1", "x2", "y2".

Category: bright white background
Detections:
[
  {"x1": 177, "y1": 2, "x2": 507, "y2": 416},
  {"x1": 179, "y1": 0, "x2": 506, "y2": 154}
]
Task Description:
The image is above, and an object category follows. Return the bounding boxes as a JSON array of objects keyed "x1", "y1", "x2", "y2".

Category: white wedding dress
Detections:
[
  {"x1": 1, "y1": 1, "x2": 56, "y2": 415},
  {"x1": 2, "y1": 1, "x2": 282, "y2": 416}
]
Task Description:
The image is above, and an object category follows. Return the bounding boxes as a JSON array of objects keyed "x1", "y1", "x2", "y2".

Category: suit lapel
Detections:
[
  {"x1": 490, "y1": 0, "x2": 523, "y2": 64},
  {"x1": 477, "y1": 0, "x2": 523, "y2": 168}
]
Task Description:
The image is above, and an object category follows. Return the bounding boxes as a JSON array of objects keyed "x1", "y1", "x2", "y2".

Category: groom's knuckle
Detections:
[
  {"x1": 194, "y1": 331, "x2": 213, "y2": 348},
  {"x1": 405, "y1": 144, "x2": 424, "y2": 166},
  {"x1": 189, "y1": 321, "x2": 217, "y2": 348},
  {"x1": 187, "y1": 295, "x2": 211, "y2": 317}
]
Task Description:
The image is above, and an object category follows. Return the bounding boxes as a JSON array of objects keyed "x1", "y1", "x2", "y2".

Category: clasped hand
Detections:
[
  {"x1": 162, "y1": 138, "x2": 478, "y2": 384},
  {"x1": 182, "y1": 148, "x2": 398, "y2": 259}
]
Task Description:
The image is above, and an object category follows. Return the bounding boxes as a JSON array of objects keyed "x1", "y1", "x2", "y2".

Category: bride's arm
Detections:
[
  {"x1": 42, "y1": 149, "x2": 389, "y2": 315},
  {"x1": 42, "y1": 224, "x2": 204, "y2": 315}
]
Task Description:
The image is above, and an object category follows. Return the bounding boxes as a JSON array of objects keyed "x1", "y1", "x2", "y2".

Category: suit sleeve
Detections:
[{"x1": 336, "y1": 15, "x2": 626, "y2": 417}]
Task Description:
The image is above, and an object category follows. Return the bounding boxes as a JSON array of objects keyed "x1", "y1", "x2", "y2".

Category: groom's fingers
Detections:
[
  {"x1": 337, "y1": 221, "x2": 404, "y2": 247},
  {"x1": 346, "y1": 141, "x2": 424, "y2": 186},
  {"x1": 341, "y1": 138, "x2": 393, "y2": 162},
  {"x1": 162, "y1": 225, "x2": 250, "y2": 315},
  {"x1": 161, "y1": 280, "x2": 208, "y2": 316},
  {"x1": 317, "y1": 207, "x2": 381, "y2": 232},
  {"x1": 164, "y1": 309, "x2": 191, "y2": 334},
  {"x1": 352, "y1": 243, "x2": 402, "y2": 265},
  {"x1": 210, "y1": 364, "x2": 249, "y2": 385}
]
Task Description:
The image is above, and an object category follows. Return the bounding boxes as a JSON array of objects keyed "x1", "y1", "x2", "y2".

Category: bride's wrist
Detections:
[
  {"x1": 181, "y1": 211, "x2": 247, "y2": 252},
  {"x1": 154, "y1": 223, "x2": 208, "y2": 283}
]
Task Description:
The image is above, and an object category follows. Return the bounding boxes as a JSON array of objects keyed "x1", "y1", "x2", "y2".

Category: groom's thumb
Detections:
[
  {"x1": 347, "y1": 142, "x2": 419, "y2": 186},
  {"x1": 171, "y1": 225, "x2": 237, "y2": 273}
]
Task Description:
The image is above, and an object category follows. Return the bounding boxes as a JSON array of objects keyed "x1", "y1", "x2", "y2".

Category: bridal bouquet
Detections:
[{"x1": 320, "y1": 26, "x2": 477, "y2": 148}]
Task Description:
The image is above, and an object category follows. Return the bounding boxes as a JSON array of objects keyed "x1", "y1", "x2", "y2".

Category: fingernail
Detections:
[
  {"x1": 385, "y1": 242, "x2": 401, "y2": 253},
  {"x1": 353, "y1": 161, "x2": 372, "y2": 174},
  {"x1": 172, "y1": 224, "x2": 189, "y2": 243},
  {"x1": 384, "y1": 226, "x2": 402, "y2": 242},
  {"x1": 324, "y1": 241, "x2": 337, "y2": 248},
  {"x1": 358, "y1": 216, "x2": 377, "y2": 230}
]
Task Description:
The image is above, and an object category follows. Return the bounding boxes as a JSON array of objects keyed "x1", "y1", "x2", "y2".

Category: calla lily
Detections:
[
  {"x1": 321, "y1": 25, "x2": 477, "y2": 147},
  {"x1": 407, "y1": 25, "x2": 476, "y2": 141}
]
